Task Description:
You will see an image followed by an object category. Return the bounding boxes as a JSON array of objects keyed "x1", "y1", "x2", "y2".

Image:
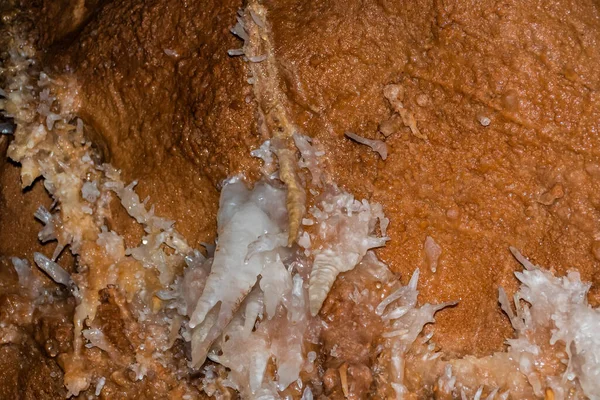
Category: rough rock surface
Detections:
[{"x1": 2, "y1": 0, "x2": 600, "y2": 397}]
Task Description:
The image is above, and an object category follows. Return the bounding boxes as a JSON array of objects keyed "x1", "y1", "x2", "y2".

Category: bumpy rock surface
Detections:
[{"x1": 2, "y1": 0, "x2": 600, "y2": 397}]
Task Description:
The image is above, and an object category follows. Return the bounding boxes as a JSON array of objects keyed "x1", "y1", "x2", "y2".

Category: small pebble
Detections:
[{"x1": 478, "y1": 115, "x2": 491, "y2": 127}]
